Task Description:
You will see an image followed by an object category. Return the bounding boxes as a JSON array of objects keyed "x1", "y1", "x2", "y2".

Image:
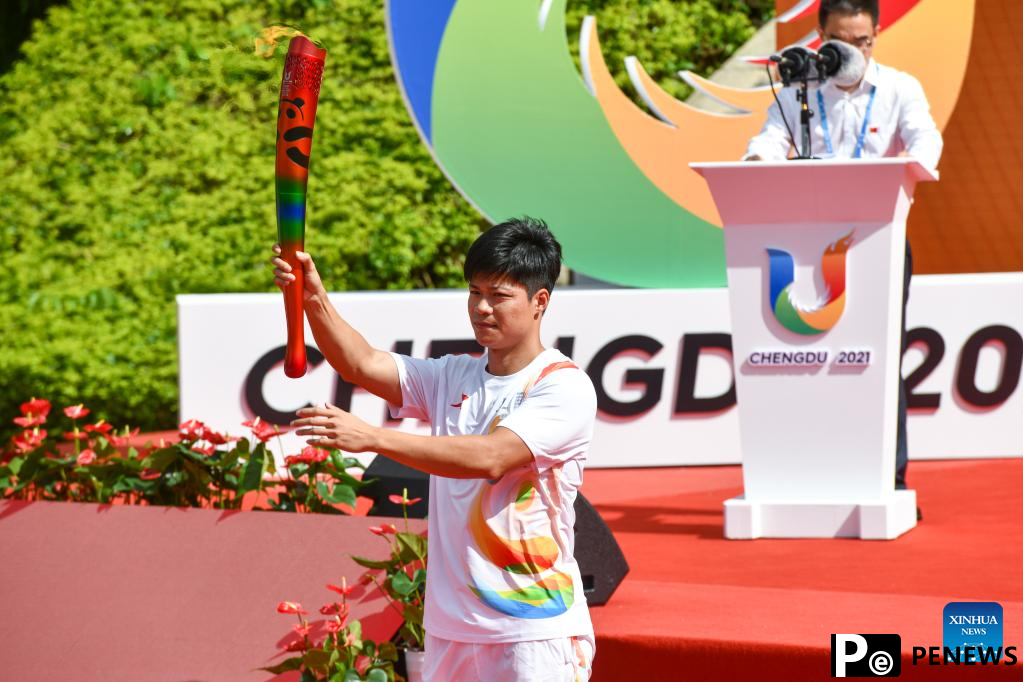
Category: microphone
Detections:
[
  {"x1": 770, "y1": 46, "x2": 816, "y2": 86},
  {"x1": 817, "y1": 40, "x2": 867, "y2": 87}
]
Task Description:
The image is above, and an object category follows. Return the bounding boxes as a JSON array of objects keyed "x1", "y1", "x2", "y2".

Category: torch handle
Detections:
[{"x1": 280, "y1": 241, "x2": 307, "y2": 378}]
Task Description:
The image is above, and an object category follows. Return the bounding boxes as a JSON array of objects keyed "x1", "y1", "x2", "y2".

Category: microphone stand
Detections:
[{"x1": 796, "y1": 76, "x2": 813, "y2": 160}]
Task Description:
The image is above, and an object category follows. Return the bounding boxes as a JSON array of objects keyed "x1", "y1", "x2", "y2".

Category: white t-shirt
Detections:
[{"x1": 388, "y1": 347, "x2": 597, "y2": 644}]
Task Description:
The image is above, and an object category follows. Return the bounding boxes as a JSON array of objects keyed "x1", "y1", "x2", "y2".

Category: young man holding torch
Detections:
[{"x1": 271, "y1": 217, "x2": 596, "y2": 681}]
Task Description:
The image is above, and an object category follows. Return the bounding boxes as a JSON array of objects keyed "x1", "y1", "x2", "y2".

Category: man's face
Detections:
[
  {"x1": 819, "y1": 11, "x2": 879, "y2": 63},
  {"x1": 467, "y1": 274, "x2": 547, "y2": 351}
]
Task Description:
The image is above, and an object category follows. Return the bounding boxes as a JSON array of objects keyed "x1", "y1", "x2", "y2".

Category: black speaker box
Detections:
[{"x1": 361, "y1": 457, "x2": 628, "y2": 606}]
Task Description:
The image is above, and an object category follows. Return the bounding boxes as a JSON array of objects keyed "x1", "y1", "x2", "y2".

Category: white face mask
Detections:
[{"x1": 823, "y1": 39, "x2": 868, "y2": 87}]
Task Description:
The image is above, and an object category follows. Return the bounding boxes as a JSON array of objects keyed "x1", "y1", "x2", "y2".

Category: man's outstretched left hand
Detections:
[{"x1": 292, "y1": 403, "x2": 378, "y2": 453}]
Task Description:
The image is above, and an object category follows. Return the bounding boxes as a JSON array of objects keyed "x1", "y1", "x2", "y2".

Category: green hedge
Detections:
[{"x1": 0, "y1": 0, "x2": 770, "y2": 439}]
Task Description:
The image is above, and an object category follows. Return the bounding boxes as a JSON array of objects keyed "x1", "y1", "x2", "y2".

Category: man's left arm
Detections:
[
  {"x1": 293, "y1": 404, "x2": 533, "y2": 479},
  {"x1": 897, "y1": 74, "x2": 944, "y2": 170},
  {"x1": 293, "y1": 368, "x2": 596, "y2": 479}
]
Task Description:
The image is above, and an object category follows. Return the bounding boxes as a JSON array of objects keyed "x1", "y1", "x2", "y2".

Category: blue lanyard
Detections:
[{"x1": 817, "y1": 84, "x2": 877, "y2": 158}]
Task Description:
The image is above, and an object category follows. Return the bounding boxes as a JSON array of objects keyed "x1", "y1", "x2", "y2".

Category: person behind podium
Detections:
[{"x1": 744, "y1": 0, "x2": 943, "y2": 498}]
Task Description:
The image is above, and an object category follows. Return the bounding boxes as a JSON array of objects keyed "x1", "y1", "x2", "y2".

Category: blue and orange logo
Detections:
[{"x1": 767, "y1": 231, "x2": 853, "y2": 336}]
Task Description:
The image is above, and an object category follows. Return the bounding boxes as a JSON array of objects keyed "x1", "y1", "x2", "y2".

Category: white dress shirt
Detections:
[{"x1": 745, "y1": 59, "x2": 943, "y2": 170}]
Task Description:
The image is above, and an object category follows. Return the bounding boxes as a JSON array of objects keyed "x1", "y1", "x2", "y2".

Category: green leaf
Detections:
[
  {"x1": 238, "y1": 445, "x2": 265, "y2": 495},
  {"x1": 378, "y1": 642, "x2": 397, "y2": 661},
  {"x1": 343, "y1": 671, "x2": 361, "y2": 682},
  {"x1": 366, "y1": 668, "x2": 388, "y2": 682},
  {"x1": 351, "y1": 555, "x2": 393, "y2": 570},
  {"x1": 143, "y1": 447, "x2": 178, "y2": 472},
  {"x1": 348, "y1": 619, "x2": 363, "y2": 644},
  {"x1": 304, "y1": 648, "x2": 331, "y2": 671},
  {"x1": 164, "y1": 470, "x2": 187, "y2": 487},
  {"x1": 395, "y1": 532, "x2": 427, "y2": 562},
  {"x1": 15, "y1": 451, "x2": 42, "y2": 483},
  {"x1": 258, "y1": 656, "x2": 304, "y2": 674},
  {"x1": 390, "y1": 570, "x2": 415, "y2": 596},
  {"x1": 317, "y1": 480, "x2": 356, "y2": 508}
]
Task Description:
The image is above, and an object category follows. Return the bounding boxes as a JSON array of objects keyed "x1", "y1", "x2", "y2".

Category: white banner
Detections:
[{"x1": 177, "y1": 273, "x2": 1023, "y2": 468}]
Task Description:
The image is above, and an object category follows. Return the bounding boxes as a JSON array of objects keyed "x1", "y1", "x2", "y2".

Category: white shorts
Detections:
[{"x1": 423, "y1": 633, "x2": 595, "y2": 682}]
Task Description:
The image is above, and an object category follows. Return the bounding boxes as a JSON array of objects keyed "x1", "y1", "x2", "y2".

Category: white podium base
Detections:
[{"x1": 723, "y1": 490, "x2": 917, "y2": 540}]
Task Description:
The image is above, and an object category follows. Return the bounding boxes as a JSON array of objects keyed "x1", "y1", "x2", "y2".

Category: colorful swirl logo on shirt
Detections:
[
  {"x1": 767, "y1": 231, "x2": 853, "y2": 336},
  {"x1": 385, "y1": 0, "x2": 971, "y2": 288},
  {"x1": 468, "y1": 478, "x2": 575, "y2": 619},
  {"x1": 465, "y1": 360, "x2": 579, "y2": 619}
]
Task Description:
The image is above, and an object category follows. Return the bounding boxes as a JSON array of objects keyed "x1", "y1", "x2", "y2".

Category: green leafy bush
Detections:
[
  {"x1": 1, "y1": 398, "x2": 367, "y2": 511},
  {"x1": 0, "y1": 0, "x2": 770, "y2": 439}
]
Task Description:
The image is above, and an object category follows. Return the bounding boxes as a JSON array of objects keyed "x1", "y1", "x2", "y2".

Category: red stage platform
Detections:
[
  {"x1": 1, "y1": 458, "x2": 1020, "y2": 680},
  {"x1": 583, "y1": 458, "x2": 1023, "y2": 680}
]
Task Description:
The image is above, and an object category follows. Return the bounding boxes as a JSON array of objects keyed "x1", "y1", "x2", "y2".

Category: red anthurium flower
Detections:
[
  {"x1": 301, "y1": 446, "x2": 328, "y2": 462},
  {"x1": 76, "y1": 449, "x2": 97, "y2": 466},
  {"x1": 292, "y1": 622, "x2": 311, "y2": 638},
  {"x1": 83, "y1": 420, "x2": 113, "y2": 435},
  {"x1": 13, "y1": 429, "x2": 47, "y2": 453},
  {"x1": 324, "y1": 618, "x2": 346, "y2": 634},
  {"x1": 388, "y1": 493, "x2": 422, "y2": 506},
  {"x1": 202, "y1": 429, "x2": 231, "y2": 445},
  {"x1": 63, "y1": 404, "x2": 90, "y2": 419},
  {"x1": 284, "y1": 639, "x2": 307, "y2": 652},
  {"x1": 355, "y1": 655, "x2": 371, "y2": 675},
  {"x1": 20, "y1": 398, "x2": 51, "y2": 419},
  {"x1": 276, "y1": 601, "x2": 307, "y2": 615},
  {"x1": 242, "y1": 417, "x2": 284, "y2": 442},
  {"x1": 284, "y1": 446, "x2": 328, "y2": 466},
  {"x1": 369, "y1": 523, "x2": 398, "y2": 536},
  {"x1": 178, "y1": 419, "x2": 206, "y2": 441},
  {"x1": 139, "y1": 469, "x2": 161, "y2": 481},
  {"x1": 320, "y1": 602, "x2": 349, "y2": 617},
  {"x1": 109, "y1": 428, "x2": 140, "y2": 447},
  {"x1": 326, "y1": 578, "x2": 354, "y2": 597},
  {"x1": 191, "y1": 444, "x2": 215, "y2": 457},
  {"x1": 359, "y1": 573, "x2": 375, "y2": 585},
  {"x1": 13, "y1": 415, "x2": 45, "y2": 428},
  {"x1": 63, "y1": 431, "x2": 88, "y2": 442}
]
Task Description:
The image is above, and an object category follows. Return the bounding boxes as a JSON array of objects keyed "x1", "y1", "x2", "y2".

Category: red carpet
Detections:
[{"x1": 580, "y1": 459, "x2": 1023, "y2": 680}]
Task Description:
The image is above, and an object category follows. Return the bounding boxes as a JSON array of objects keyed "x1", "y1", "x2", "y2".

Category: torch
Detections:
[{"x1": 275, "y1": 36, "x2": 326, "y2": 378}]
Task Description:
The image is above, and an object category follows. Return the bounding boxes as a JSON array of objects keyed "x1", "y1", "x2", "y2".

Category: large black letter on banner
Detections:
[
  {"x1": 585, "y1": 335, "x2": 664, "y2": 417},
  {"x1": 674, "y1": 333, "x2": 736, "y2": 414},
  {"x1": 244, "y1": 345, "x2": 325, "y2": 424}
]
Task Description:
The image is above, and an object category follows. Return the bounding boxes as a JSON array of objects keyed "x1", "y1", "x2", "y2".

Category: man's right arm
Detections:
[
  {"x1": 304, "y1": 293, "x2": 402, "y2": 406},
  {"x1": 272, "y1": 246, "x2": 401, "y2": 406}
]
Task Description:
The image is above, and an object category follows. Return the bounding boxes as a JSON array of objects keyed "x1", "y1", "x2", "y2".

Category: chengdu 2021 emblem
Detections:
[
  {"x1": 767, "y1": 231, "x2": 853, "y2": 336},
  {"x1": 385, "y1": 0, "x2": 974, "y2": 288}
]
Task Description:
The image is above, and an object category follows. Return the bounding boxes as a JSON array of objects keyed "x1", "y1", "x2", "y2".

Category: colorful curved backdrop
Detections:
[{"x1": 387, "y1": 0, "x2": 988, "y2": 288}]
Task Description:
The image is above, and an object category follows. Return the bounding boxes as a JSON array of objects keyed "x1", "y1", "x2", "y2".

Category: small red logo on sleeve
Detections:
[{"x1": 451, "y1": 393, "x2": 469, "y2": 408}]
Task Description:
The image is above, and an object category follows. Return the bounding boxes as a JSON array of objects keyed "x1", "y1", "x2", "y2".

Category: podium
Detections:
[{"x1": 691, "y1": 159, "x2": 938, "y2": 539}]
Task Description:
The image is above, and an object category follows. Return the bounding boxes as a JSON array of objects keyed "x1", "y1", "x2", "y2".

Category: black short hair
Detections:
[
  {"x1": 463, "y1": 216, "x2": 562, "y2": 297},
  {"x1": 819, "y1": 0, "x2": 879, "y2": 27}
]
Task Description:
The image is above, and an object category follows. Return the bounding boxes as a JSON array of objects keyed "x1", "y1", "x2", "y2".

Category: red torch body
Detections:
[{"x1": 275, "y1": 36, "x2": 326, "y2": 378}]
